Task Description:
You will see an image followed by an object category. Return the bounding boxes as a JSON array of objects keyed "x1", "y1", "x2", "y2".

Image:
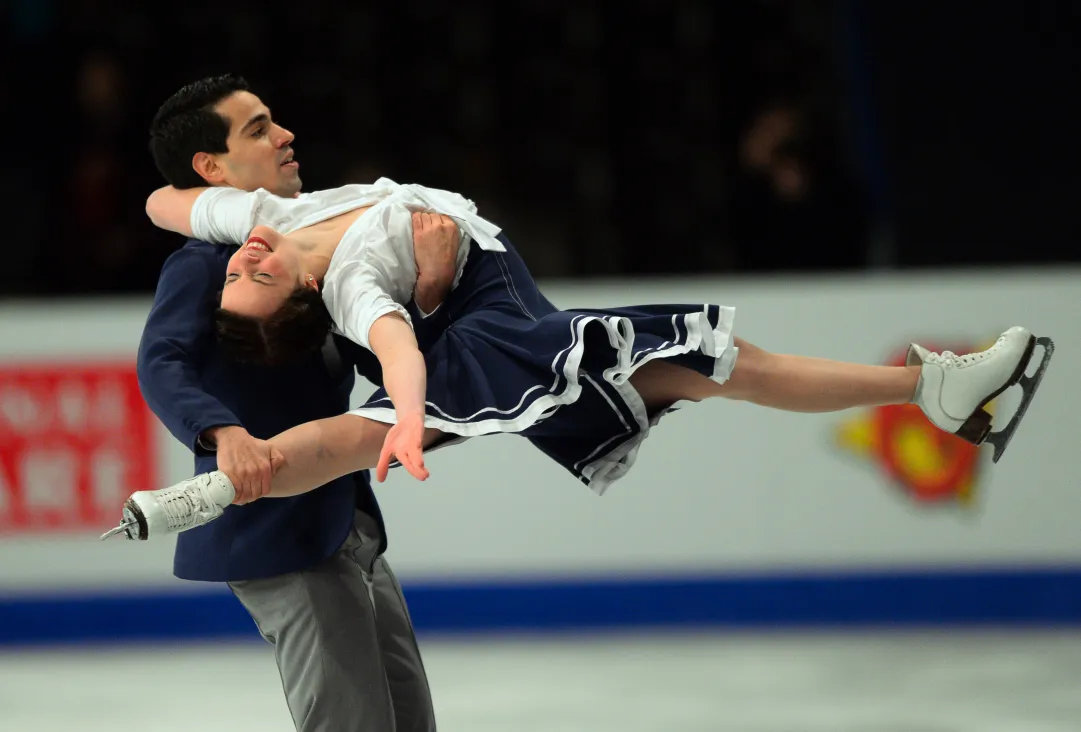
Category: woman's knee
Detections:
[
  {"x1": 629, "y1": 360, "x2": 720, "y2": 412},
  {"x1": 722, "y1": 338, "x2": 775, "y2": 400},
  {"x1": 626, "y1": 338, "x2": 777, "y2": 408}
]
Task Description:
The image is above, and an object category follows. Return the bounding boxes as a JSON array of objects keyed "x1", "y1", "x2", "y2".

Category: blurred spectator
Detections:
[
  {"x1": 46, "y1": 47, "x2": 172, "y2": 294},
  {"x1": 729, "y1": 98, "x2": 870, "y2": 271},
  {"x1": 2, "y1": 0, "x2": 872, "y2": 297}
]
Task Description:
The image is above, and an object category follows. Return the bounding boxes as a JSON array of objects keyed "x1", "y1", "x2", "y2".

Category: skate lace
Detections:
[
  {"x1": 923, "y1": 334, "x2": 1005, "y2": 368},
  {"x1": 157, "y1": 476, "x2": 210, "y2": 532}
]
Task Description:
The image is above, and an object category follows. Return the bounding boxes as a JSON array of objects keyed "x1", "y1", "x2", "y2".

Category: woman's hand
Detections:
[{"x1": 376, "y1": 412, "x2": 429, "y2": 482}]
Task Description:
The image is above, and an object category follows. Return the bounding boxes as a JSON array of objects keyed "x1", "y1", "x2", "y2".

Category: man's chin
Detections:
[{"x1": 284, "y1": 174, "x2": 303, "y2": 198}]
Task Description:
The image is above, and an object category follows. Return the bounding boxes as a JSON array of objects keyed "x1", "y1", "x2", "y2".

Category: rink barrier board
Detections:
[{"x1": 2, "y1": 567, "x2": 1081, "y2": 645}]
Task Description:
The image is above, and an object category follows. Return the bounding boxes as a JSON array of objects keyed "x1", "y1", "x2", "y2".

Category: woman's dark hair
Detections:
[{"x1": 214, "y1": 286, "x2": 332, "y2": 366}]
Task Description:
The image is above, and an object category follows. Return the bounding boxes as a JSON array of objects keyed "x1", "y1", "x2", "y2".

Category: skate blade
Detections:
[
  {"x1": 99, "y1": 501, "x2": 150, "y2": 542},
  {"x1": 985, "y1": 336, "x2": 1054, "y2": 463},
  {"x1": 99, "y1": 516, "x2": 137, "y2": 541}
]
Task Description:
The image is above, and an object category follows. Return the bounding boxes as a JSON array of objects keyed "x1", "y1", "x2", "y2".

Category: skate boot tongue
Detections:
[{"x1": 905, "y1": 343, "x2": 931, "y2": 367}]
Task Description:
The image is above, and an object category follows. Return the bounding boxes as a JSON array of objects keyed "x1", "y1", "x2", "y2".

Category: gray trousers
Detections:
[{"x1": 229, "y1": 512, "x2": 436, "y2": 732}]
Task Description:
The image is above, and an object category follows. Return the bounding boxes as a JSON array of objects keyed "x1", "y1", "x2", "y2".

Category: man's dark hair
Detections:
[
  {"x1": 149, "y1": 74, "x2": 250, "y2": 189},
  {"x1": 214, "y1": 287, "x2": 332, "y2": 367}
]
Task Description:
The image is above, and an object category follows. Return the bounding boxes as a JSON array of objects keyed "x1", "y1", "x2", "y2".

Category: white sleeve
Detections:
[
  {"x1": 189, "y1": 188, "x2": 270, "y2": 244},
  {"x1": 249, "y1": 185, "x2": 373, "y2": 232},
  {"x1": 322, "y1": 204, "x2": 418, "y2": 351}
]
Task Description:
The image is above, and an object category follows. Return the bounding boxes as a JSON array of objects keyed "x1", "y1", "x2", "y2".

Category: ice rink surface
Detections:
[{"x1": 3, "y1": 630, "x2": 1080, "y2": 732}]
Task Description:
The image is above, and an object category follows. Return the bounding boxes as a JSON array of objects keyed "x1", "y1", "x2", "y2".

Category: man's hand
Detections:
[
  {"x1": 411, "y1": 211, "x2": 458, "y2": 314},
  {"x1": 203, "y1": 425, "x2": 284, "y2": 505}
]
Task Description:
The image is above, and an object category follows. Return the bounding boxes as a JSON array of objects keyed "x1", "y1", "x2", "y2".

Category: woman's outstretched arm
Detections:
[{"x1": 229, "y1": 413, "x2": 441, "y2": 504}]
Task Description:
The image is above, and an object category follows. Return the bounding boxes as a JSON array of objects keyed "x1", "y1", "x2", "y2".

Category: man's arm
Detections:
[
  {"x1": 412, "y1": 277, "x2": 451, "y2": 318},
  {"x1": 147, "y1": 185, "x2": 267, "y2": 245},
  {"x1": 138, "y1": 246, "x2": 277, "y2": 498},
  {"x1": 138, "y1": 247, "x2": 238, "y2": 450},
  {"x1": 145, "y1": 186, "x2": 209, "y2": 237}
]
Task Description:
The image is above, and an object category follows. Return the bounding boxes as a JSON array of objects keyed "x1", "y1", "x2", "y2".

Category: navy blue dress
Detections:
[{"x1": 351, "y1": 235, "x2": 738, "y2": 495}]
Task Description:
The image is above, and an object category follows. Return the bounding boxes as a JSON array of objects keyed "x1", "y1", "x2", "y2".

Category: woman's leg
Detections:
[
  {"x1": 629, "y1": 337, "x2": 920, "y2": 415},
  {"x1": 258, "y1": 415, "x2": 446, "y2": 501},
  {"x1": 261, "y1": 337, "x2": 913, "y2": 500},
  {"x1": 113, "y1": 416, "x2": 448, "y2": 539}
]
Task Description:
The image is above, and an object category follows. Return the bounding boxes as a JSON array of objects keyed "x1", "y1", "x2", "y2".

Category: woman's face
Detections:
[{"x1": 221, "y1": 226, "x2": 310, "y2": 318}]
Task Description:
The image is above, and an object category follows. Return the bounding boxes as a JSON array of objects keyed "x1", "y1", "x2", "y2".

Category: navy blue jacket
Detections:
[{"x1": 137, "y1": 238, "x2": 402, "y2": 582}]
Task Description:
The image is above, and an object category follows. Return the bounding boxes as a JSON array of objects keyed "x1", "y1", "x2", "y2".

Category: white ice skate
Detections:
[
  {"x1": 907, "y1": 326, "x2": 1054, "y2": 462},
  {"x1": 99, "y1": 471, "x2": 236, "y2": 541}
]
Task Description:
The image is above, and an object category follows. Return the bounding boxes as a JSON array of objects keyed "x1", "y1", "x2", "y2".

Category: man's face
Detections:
[{"x1": 211, "y1": 91, "x2": 301, "y2": 196}]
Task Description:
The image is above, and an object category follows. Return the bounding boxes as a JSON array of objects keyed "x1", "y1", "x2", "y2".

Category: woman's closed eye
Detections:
[{"x1": 225, "y1": 273, "x2": 274, "y2": 284}]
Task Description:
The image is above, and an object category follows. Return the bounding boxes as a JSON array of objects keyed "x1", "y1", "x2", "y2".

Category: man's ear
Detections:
[{"x1": 193, "y1": 152, "x2": 227, "y2": 185}]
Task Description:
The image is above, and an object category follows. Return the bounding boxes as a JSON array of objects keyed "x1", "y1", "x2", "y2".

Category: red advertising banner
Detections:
[{"x1": 0, "y1": 362, "x2": 157, "y2": 533}]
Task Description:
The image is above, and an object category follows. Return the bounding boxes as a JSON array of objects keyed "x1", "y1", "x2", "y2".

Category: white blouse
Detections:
[{"x1": 189, "y1": 178, "x2": 506, "y2": 350}]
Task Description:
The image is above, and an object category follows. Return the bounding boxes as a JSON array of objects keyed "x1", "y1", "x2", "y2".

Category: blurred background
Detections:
[{"x1": 2, "y1": 1, "x2": 1080, "y2": 730}]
